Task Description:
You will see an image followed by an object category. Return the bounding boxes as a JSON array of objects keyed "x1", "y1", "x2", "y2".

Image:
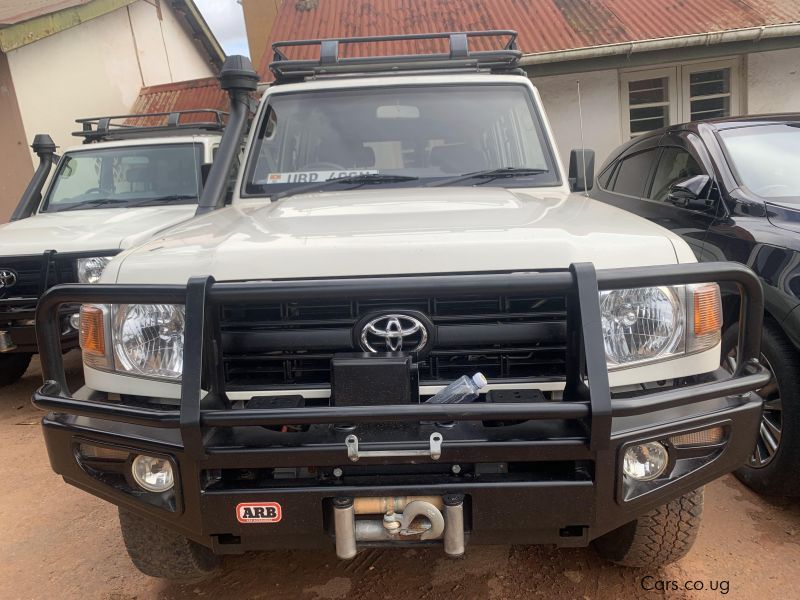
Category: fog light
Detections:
[
  {"x1": 131, "y1": 455, "x2": 174, "y2": 492},
  {"x1": 669, "y1": 427, "x2": 725, "y2": 448},
  {"x1": 69, "y1": 312, "x2": 81, "y2": 331},
  {"x1": 623, "y1": 442, "x2": 668, "y2": 481}
]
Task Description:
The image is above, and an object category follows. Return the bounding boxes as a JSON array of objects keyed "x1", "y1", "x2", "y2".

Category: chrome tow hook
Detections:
[{"x1": 396, "y1": 500, "x2": 446, "y2": 540}]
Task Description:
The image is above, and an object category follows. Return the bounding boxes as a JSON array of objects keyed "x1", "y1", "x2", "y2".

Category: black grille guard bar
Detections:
[{"x1": 33, "y1": 262, "x2": 771, "y2": 457}]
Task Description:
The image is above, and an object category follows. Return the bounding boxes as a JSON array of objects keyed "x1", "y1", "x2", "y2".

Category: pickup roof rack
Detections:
[
  {"x1": 73, "y1": 109, "x2": 227, "y2": 143},
  {"x1": 270, "y1": 30, "x2": 523, "y2": 84}
]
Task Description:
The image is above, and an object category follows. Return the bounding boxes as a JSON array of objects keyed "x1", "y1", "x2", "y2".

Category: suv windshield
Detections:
[
  {"x1": 244, "y1": 84, "x2": 560, "y2": 197},
  {"x1": 44, "y1": 143, "x2": 202, "y2": 212},
  {"x1": 719, "y1": 123, "x2": 800, "y2": 201}
]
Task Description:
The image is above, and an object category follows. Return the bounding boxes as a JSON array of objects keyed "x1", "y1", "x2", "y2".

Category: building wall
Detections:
[
  {"x1": 241, "y1": 0, "x2": 281, "y2": 68},
  {"x1": 537, "y1": 46, "x2": 800, "y2": 176},
  {"x1": 6, "y1": 1, "x2": 214, "y2": 164},
  {"x1": 747, "y1": 47, "x2": 800, "y2": 114},
  {"x1": 534, "y1": 69, "x2": 622, "y2": 174},
  {"x1": 0, "y1": 53, "x2": 34, "y2": 223}
]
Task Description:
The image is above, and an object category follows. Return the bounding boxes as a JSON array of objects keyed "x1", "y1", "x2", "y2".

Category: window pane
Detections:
[
  {"x1": 629, "y1": 77, "x2": 668, "y2": 105},
  {"x1": 245, "y1": 84, "x2": 560, "y2": 195},
  {"x1": 691, "y1": 96, "x2": 730, "y2": 121},
  {"x1": 611, "y1": 149, "x2": 659, "y2": 197},
  {"x1": 720, "y1": 124, "x2": 800, "y2": 200},
  {"x1": 648, "y1": 147, "x2": 704, "y2": 202},
  {"x1": 630, "y1": 105, "x2": 668, "y2": 135},
  {"x1": 690, "y1": 69, "x2": 730, "y2": 98}
]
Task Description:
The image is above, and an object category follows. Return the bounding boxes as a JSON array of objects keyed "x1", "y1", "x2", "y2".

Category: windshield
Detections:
[
  {"x1": 719, "y1": 124, "x2": 800, "y2": 201},
  {"x1": 243, "y1": 84, "x2": 560, "y2": 197},
  {"x1": 44, "y1": 143, "x2": 202, "y2": 212}
]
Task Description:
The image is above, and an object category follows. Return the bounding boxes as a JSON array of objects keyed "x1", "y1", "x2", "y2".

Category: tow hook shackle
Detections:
[{"x1": 398, "y1": 500, "x2": 445, "y2": 540}]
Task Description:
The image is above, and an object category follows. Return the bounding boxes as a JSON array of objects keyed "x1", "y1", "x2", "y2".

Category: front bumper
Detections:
[
  {"x1": 32, "y1": 261, "x2": 771, "y2": 554},
  {"x1": 0, "y1": 298, "x2": 77, "y2": 353}
]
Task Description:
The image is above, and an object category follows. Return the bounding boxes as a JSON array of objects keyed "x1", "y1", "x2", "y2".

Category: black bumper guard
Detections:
[{"x1": 34, "y1": 262, "x2": 771, "y2": 461}]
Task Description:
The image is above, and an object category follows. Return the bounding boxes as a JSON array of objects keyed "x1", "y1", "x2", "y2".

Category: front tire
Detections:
[
  {"x1": 593, "y1": 488, "x2": 704, "y2": 567},
  {"x1": 0, "y1": 353, "x2": 32, "y2": 387},
  {"x1": 722, "y1": 322, "x2": 800, "y2": 496},
  {"x1": 118, "y1": 508, "x2": 220, "y2": 582}
]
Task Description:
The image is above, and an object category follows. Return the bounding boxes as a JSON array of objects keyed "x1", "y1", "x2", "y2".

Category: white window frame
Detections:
[
  {"x1": 681, "y1": 58, "x2": 741, "y2": 123},
  {"x1": 619, "y1": 57, "x2": 744, "y2": 140},
  {"x1": 620, "y1": 67, "x2": 679, "y2": 139}
]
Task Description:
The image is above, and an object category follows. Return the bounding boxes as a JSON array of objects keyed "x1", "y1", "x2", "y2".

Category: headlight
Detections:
[
  {"x1": 112, "y1": 304, "x2": 185, "y2": 380},
  {"x1": 600, "y1": 283, "x2": 721, "y2": 370},
  {"x1": 76, "y1": 256, "x2": 113, "y2": 284}
]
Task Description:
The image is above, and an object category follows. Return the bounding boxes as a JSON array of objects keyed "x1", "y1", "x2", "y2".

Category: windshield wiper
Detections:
[
  {"x1": 427, "y1": 167, "x2": 548, "y2": 187},
  {"x1": 56, "y1": 198, "x2": 127, "y2": 212},
  {"x1": 124, "y1": 194, "x2": 198, "y2": 208},
  {"x1": 273, "y1": 174, "x2": 419, "y2": 201}
]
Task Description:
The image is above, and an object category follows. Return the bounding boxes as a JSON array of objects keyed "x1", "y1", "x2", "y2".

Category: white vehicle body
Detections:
[{"x1": 92, "y1": 74, "x2": 720, "y2": 401}]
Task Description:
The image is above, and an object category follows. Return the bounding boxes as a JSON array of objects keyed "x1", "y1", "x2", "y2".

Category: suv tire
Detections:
[
  {"x1": 592, "y1": 488, "x2": 704, "y2": 567},
  {"x1": 119, "y1": 508, "x2": 220, "y2": 581},
  {"x1": 0, "y1": 353, "x2": 32, "y2": 387},
  {"x1": 723, "y1": 322, "x2": 800, "y2": 496}
]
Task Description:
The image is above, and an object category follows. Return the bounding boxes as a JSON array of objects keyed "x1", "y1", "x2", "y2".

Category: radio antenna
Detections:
[{"x1": 577, "y1": 80, "x2": 588, "y2": 197}]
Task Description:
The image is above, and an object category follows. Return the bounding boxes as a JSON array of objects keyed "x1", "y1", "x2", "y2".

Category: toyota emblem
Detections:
[
  {"x1": 358, "y1": 313, "x2": 432, "y2": 354},
  {"x1": 0, "y1": 269, "x2": 17, "y2": 290}
]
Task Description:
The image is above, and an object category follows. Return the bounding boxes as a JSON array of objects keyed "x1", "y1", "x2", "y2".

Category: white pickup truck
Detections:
[
  {"x1": 33, "y1": 33, "x2": 770, "y2": 582},
  {"x1": 0, "y1": 111, "x2": 224, "y2": 385}
]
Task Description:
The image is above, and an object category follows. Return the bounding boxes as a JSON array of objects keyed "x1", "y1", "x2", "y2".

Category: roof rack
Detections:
[
  {"x1": 270, "y1": 30, "x2": 522, "y2": 83},
  {"x1": 73, "y1": 109, "x2": 228, "y2": 143}
]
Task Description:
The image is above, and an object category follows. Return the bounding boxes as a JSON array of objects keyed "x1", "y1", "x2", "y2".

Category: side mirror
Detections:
[
  {"x1": 568, "y1": 149, "x2": 595, "y2": 192},
  {"x1": 667, "y1": 174, "x2": 712, "y2": 210},
  {"x1": 200, "y1": 163, "x2": 213, "y2": 187}
]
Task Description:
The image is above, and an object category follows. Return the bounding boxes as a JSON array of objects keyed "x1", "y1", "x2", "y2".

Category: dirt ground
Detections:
[{"x1": 1, "y1": 353, "x2": 799, "y2": 600}]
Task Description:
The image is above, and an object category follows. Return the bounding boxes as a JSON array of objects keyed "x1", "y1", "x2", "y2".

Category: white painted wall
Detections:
[
  {"x1": 747, "y1": 47, "x2": 800, "y2": 114},
  {"x1": 5, "y1": 1, "x2": 214, "y2": 162},
  {"x1": 534, "y1": 69, "x2": 622, "y2": 174}
]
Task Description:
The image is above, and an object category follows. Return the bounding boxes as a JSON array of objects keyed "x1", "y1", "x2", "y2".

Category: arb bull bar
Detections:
[{"x1": 32, "y1": 262, "x2": 771, "y2": 555}]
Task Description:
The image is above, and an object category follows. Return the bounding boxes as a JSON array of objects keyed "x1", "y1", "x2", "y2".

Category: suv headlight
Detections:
[
  {"x1": 600, "y1": 283, "x2": 721, "y2": 370},
  {"x1": 76, "y1": 256, "x2": 113, "y2": 284},
  {"x1": 112, "y1": 304, "x2": 185, "y2": 379}
]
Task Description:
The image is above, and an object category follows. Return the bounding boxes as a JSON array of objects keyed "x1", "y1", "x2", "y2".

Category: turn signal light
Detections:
[
  {"x1": 79, "y1": 305, "x2": 105, "y2": 356},
  {"x1": 693, "y1": 284, "x2": 722, "y2": 336},
  {"x1": 669, "y1": 426, "x2": 725, "y2": 448}
]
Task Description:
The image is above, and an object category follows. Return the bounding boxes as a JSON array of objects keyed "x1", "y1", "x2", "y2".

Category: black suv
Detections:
[{"x1": 591, "y1": 115, "x2": 800, "y2": 496}]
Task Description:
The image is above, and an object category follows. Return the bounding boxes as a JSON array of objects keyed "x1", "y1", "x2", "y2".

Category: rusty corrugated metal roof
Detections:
[
  {"x1": 259, "y1": 0, "x2": 800, "y2": 76},
  {"x1": 127, "y1": 77, "x2": 228, "y2": 125}
]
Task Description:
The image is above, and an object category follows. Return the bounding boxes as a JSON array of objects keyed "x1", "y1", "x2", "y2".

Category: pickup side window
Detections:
[
  {"x1": 607, "y1": 149, "x2": 659, "y2": 198},
  {"x1": 648, "y1": 146, "x2": 704, "y2": 202}
]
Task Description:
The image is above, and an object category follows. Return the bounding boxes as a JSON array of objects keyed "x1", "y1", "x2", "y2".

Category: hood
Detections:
[
  {"x1": 766, "y1": 201, "x2": 800, "y2": 234},
  {"x1": 0, "y1": 205, "x2": 198, "y2": 256},
  {"x1": 108, "y1": 187, "x2": 684, "y2": 284}
]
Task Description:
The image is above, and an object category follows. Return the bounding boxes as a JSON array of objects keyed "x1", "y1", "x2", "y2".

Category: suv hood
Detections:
[
  {"x1": 766, "y1": 201, "x2": 800, "y2": 234},
  {"x1": 108, "y1": 187, "x2": 685, "y2": 283},
  {"x1": 0, "y1": 205, "x2": 197, "y2": 256}
]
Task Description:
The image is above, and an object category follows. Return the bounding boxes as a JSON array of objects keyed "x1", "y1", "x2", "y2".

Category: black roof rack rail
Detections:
[
  {"x1": 270, "y1": 30, "x2": 522, "y2": 83},
  {"x1": 73, "y1": 109, "x2": 228, "y2": 143}
]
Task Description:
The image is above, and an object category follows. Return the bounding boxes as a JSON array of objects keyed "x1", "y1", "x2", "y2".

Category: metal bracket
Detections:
[{"x1": 345, "y1": 432, "x2": 443, "y2": 462}]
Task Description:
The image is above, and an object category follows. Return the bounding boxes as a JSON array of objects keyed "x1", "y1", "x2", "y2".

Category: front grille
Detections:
[
  {"x1": 219, "y1": 292, "x2": 568, "y2": 389},
  {"x1": 0, "y1": 253, "x2": 78, "y2": 300}
]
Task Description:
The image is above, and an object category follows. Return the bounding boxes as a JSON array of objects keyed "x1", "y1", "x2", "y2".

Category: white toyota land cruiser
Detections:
[
  {"x1": 0, "y1": 111, "x2": 225, "y2": 386},
  {"x1": 33, "y1": 33, "x2": 770, "y2": 582}
]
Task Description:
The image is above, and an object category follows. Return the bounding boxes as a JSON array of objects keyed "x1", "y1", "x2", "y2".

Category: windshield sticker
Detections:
[{"x1": 265, "y1": 170, "x2": 378, "y2": 184}]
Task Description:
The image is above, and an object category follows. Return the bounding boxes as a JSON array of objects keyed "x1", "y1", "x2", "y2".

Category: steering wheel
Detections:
[
  {"x1": 754, "y1": 184, "x2": 790, "y2": 196},
  {"x1": 300, "y1": 162, "x2": 347, "y2": 171}
]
